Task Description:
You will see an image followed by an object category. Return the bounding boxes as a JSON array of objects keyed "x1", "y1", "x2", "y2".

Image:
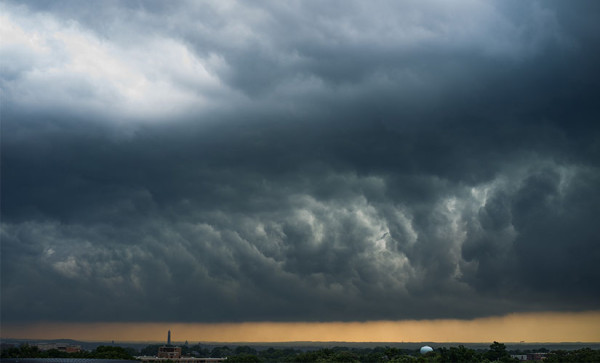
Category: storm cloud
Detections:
[{"x1": 1, "y1": 0, "x2": 599, "y2": 323}]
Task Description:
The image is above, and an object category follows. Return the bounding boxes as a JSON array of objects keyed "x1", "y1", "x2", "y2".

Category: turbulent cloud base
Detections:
[{"x1": 1, "y1": 0, "x2": 599, "y2": 323}]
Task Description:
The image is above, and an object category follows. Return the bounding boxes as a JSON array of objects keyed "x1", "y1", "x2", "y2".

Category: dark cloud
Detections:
[{"x1": 1, "y1": 0, "x2": 599, "y2": 323}]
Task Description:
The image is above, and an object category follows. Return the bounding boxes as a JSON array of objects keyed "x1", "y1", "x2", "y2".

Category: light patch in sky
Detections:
[
  {"x1": 0, "y1": 3, "x2": 232, "y2": 122},
  {"x1": 4, "y1": 312, "x2": 599, "y2": 343}
]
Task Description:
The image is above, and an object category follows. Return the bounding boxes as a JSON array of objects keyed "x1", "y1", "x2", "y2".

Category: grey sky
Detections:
[{"x1": 1, "y1": 0, "x2": 599, "y2": 323}]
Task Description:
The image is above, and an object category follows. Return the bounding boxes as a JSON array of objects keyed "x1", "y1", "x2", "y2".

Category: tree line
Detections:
[
  {"x1": 0, "y1": 345, "x2": 137, "y2": 360},
  {"x1": 3, "y1": 341, "x2": 600, "y2": 362}
]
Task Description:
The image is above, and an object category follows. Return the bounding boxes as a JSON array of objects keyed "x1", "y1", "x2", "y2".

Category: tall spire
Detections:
[{"x1": 168, "y1": 330, "x2": 171, "y2": 345}]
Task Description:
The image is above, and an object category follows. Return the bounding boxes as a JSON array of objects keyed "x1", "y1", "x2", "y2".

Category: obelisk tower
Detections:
[{"x1": 168, "y1": 330, "x2": 171, "y2": 345}]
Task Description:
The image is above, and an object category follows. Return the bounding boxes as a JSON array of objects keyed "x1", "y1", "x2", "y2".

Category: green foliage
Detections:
[
  {"x1": 7, "y1": 342, "x2": 599, "y2": 363},
  {"x1": 283, "y1": 348, "x2": 362, "y2": 362},
  {"x1": 1, "y1": 344, "x2": 43, "y2": 358},
  {"x1": 227, "y1": 353, "x2": 263, "y2": 362},
  {"x1": 485, "y1": 341, "x2": 513, "y2": 362},
  {"x1": 389, "y1": 355, "x2": 417, "y2": 362},
  {"x1": 286, "y1": 348, "x2": 329, "y2": 362},
  {"x1": 211, "y1": 345, "x2": 234, "y2": 358},
  {"x1": 0, "y1": 344, "x2": 135, "y2": 360},
  {"x1": 545, "y1": 348, "x2": 600, "y2": 362},
  {"x1": 140, "y1": 343, "x2": 161, "y2": 356},
  {"x1": 226, "y1": 346, "x2": 261, "y2": 362},
  {"x1": 415, "y1": 351, "x2": 441, "y2": 363},
  {"x1": 259, "y1": 347, "x2": 300, "y2": 362},
  {"x1": 330, "y1": 350, "x2": 360, "y2": 362},
  {"x1": 186, "y1": 343, "x2": 211, "y2": 357},
  {"x1": 89, "y1": 345, "x2": 136, "y2": 360},
  {"x1": 439, "y1": 345, "x2": 482, "y2": 362},
  {"x1": 361, "y1": 349, "x2": 387, "y2": 362},
  {"x1": 235, "y1": 345, "x2": 258, "y2": 355}
]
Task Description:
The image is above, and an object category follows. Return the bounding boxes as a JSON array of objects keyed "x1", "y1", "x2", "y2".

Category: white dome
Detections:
[{"x1": 420, "y1": 346, "x2": 433, "y2": 354}]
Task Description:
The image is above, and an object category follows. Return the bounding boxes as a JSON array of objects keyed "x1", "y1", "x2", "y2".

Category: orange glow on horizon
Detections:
[{"x1": 3, "y1": 311, "x2": 600, "y2": 343}]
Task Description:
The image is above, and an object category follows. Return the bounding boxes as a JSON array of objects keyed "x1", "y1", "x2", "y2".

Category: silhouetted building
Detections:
[
  {"x1": 157, "y1": 346, "x2": 182, "y2": 359},
  {"x1": 139, "y1": 330, "x2": 226, "y2": 362},
  {"x1": 511, "y1": 352, "x2": 548, "y2": 361},
  {"x1": 36, "y1": 343, "x2": 81, "y2": 353},
  {"x1": 158, "y1": 330, "x2": 180, "y2": 358},
  {"x1": 528, "y1": 353, "x2": 548, "y2": 361}
]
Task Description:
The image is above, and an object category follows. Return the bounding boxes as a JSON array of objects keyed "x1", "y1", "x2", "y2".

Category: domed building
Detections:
[{"x1": 420, "y1": 345, "x2": 433, "y2": 354}]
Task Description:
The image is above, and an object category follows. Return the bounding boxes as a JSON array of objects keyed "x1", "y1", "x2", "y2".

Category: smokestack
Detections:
[{"x1": 168, "y1": 330, "x2": 171, "y2": 345}]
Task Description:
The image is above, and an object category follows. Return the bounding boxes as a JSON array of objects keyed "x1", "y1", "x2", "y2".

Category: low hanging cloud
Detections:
[{"x1": 1, "y1": 0, "x2": 599, "y2": 324}]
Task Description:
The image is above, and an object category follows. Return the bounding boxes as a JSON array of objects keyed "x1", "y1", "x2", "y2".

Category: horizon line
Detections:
[
  {"x1": 2, "y1": 338, "x2": 600, "y2": 345},
  {"x1": 3, "y1": 311, "x2": 600, "y2": 343}
]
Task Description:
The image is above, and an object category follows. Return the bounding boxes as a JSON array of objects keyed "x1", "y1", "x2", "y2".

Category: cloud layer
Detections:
[{"x1": 2, "y1": 0, "x2": 599, "y2": 323}]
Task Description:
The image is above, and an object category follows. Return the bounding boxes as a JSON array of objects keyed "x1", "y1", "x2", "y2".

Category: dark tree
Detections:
[
  {"x1": 440, "y1": 345, "x2": 481, "y2": 363},
  {"x1": 485, "y1": 341, "x2": 512, "y2": 362}
]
